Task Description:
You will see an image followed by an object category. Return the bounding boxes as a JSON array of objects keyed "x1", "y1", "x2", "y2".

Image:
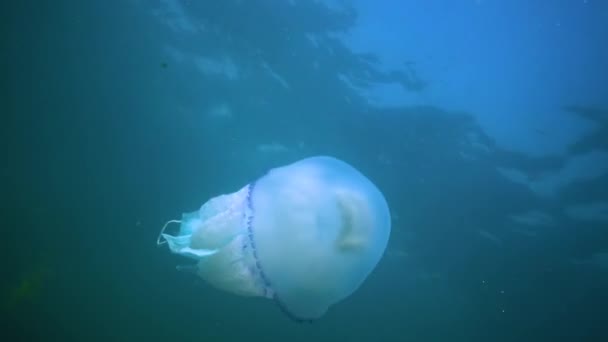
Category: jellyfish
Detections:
[{"x1": 157, "y1": 156, "x2": 391, "y2": 321}]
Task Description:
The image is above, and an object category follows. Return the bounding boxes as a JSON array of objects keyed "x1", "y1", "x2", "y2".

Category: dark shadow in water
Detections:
[{"x1": 566, "y1": 105, "x2": 608, "y2": 154}]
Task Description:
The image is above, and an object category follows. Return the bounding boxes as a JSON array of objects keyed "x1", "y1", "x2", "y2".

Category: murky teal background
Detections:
[{"x1": 2, "y1": 1, "x2": 607, "y2": 341}]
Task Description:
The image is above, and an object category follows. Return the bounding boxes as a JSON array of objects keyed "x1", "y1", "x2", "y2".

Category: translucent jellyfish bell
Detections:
[{"x1": 158, "y1": 156, "x2": 391, "y2": 321}]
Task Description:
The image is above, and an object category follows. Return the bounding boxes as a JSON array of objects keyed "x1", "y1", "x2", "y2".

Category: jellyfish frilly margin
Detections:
[{"x1": 157, "y1": 220, "x2": 180, "y2": 246}]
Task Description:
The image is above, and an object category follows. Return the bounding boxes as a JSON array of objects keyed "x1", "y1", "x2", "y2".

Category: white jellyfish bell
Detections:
[{"x1": 157, "y1": 156, "x2": 391, "y2": 321}]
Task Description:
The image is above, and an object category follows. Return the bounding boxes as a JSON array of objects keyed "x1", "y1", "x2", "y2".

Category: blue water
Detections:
[{"x1": 3, "y1": 0, "x2": 607, "y2": 341}]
